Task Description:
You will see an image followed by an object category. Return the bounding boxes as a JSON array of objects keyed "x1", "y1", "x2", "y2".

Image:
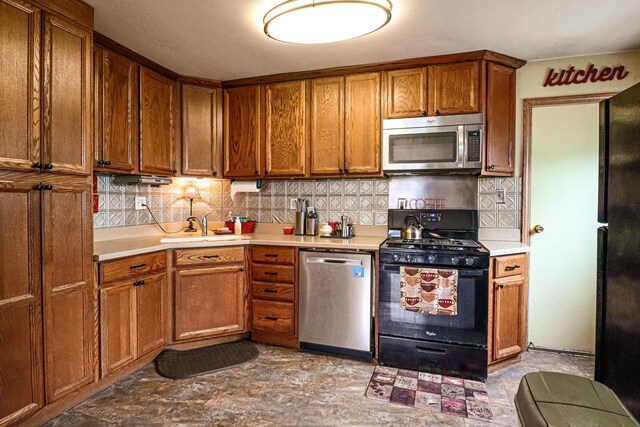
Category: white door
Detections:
[{"x1": 528, "y1": 103, "x2": 600, "y2": 353}]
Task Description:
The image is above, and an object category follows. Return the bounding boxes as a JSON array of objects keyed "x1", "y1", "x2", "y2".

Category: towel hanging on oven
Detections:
[{"x1": 400, "y1": 267, "x2": 458, "y2": 316}]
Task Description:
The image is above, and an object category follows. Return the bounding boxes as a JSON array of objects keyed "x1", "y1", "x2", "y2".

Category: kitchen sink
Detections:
[{"x1": 160, "y1": 234, "x2": 250, "y2": 243}]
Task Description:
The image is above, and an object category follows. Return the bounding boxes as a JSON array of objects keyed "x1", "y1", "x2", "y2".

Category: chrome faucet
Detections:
[{"x1": 186, "y1": 212, "x2": 215, "y2": 236}]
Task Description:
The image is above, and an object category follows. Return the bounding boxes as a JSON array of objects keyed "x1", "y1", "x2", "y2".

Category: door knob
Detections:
[{"x1": 533, "y1": 224, "x2": 544, "y2": 234}]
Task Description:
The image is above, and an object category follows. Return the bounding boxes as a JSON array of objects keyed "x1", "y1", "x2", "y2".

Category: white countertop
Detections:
[
  {"x1": 480, "y1": 240, "x2": 530, "y2": 257},
  {"x1": 94, "y1": 233, "x2": 386, "y2": 261}
]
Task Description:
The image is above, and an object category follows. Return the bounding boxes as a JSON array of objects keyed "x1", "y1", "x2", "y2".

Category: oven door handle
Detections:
[
  {"x1": 380, "y1": 264, "x2": 486, "y2": 277},
  {"x1": 416, "y1": 346, "x2": 447, "y2": 355}
]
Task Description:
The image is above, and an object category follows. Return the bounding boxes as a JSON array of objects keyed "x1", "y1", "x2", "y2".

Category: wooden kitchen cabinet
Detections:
[
  {"x1": 181, "y1": 83, "x2": 222, "y2": 177},
  {"x1": 139, "y1": 66, "x2": 177, "y2": 176},
  {"x1": 383, "y1": 67, "x2": 428, "y2": 118},
  {"x1": 310, "y1": 77, "x2": 344, "y2": 176},
  {"x1": 94, "y1": 45, "x2": 138, "y2": 173},
  {"x1": 174, "y1": 247, "x2": 247, "y2": 341},
  {"x1": 488, "y1": 253, "x2": 528, "y2": 368},
  {"x1": 0, "y1": 0, "x2": 41, "y2": 173},
  {"x1": 223, "y1": 85, "x2": 262, "y2": 178},
  {"x1": 41, "y1": 179, "x2": 95, "y2": 402},
  {"x1": 98, "y1": 253, "x2": 167, "y2": 377},
  {"x1": 263, "y1": 80, "x2": 307, "y2": 177},
  {"x1": 484, "y1": 62, "x2": 516, "y2": 175},
  {"x1": 344, "y1": 72, "x2": 381, "y2": 175},
  {"x1": 427, "y1": 61, "x2": 480, "y2": 116},
  {"x1": 250, "y1": 246, "x2": 298, "y2": 348},
  {"x1": 0, "y1": 177, "x2": 43, "y2": 425}
]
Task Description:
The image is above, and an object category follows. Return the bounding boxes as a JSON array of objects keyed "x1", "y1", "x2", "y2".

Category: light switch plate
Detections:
[
  {"x1": 135, "y1": 196, "x2": 146, "y2": 210},
  {"x1": 289, "y1": 198, "x2": 297, "y2": 210},
  {"x1": 496, "y1": 188, "x2": 506, "y2": 205}
]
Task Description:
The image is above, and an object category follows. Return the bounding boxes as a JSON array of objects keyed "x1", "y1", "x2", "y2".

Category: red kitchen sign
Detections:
[{"x1": 543, "y1": 64, "x2": 629, "y2": 87}]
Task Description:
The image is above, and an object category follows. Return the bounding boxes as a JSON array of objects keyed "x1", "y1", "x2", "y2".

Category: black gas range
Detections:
[{"x1": 378, "y1": 209, "x2": 489, "y2": 380}]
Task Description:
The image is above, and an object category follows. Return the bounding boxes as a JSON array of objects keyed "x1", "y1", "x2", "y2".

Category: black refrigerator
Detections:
[{"x1": 596, "y1": 81, "x2": 640, "y2": 419}]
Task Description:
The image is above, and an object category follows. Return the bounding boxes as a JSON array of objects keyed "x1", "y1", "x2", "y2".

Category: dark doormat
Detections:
[{"x1": 155, "y1": 340, "x2": 259, "y2": 379}]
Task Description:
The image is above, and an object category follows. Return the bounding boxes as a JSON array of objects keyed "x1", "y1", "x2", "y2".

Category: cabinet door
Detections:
[
  {"x1": 181, "y1": 84, "x2": 221, "y2": 177},
  {"x1": 223, "y1": 86, "x2": 261, "y2": 178},
  {"x1": 493, "y1": 276, "x2": 525, "y2": 361},
  {"x1": 310, "y1": 77, "x2": 344, "y2": 176},
  {"x1": 384, "y1": 67, "x2": 427, "y2": 118},
  {"x1": 42, "y1": 180, "x2": 95, "y2": 402},
  {"x1": 42, "y1": 13, "x2": 91, "y2": 175},
  {"x1": 174, "y1": 266, "x2": 246, "y2": 341},
  {"x1": 139, "y1": 67, "x2": 176, "y2": 176},
  {"x1": 264, "y1": 80, "x2": 306, "y2": 177},
  {"x1": 428, "y1": 62, "x2": 480, "y2": 116},
  {"x1": 344, "y1": 72, "x2": 381, "y2": 175},
  {"x1": 0, "y1": 0, "x2": 41, "y2": 173},
  {"x1": 0, "y1": 178, "x2": 43, "y2": 425},
  {"x1": 99, "y1": 281, "x2": 136, "y2": 377},
  {"x1": 136, "y1": 273, "x2": 166, "y2": 356},
  {"x1": 94, "y1": 46, "x2": 138, "y2": 173},
  {"x1": 485, "y1": 62, "x2": 515, "y2": 175}
]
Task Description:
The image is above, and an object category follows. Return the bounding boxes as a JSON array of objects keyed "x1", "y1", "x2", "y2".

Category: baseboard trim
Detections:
[{"x1": 527, "y1": 344, "x2": 594, "y2": 357}]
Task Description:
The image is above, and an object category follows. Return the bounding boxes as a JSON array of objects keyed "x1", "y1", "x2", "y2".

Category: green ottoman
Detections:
[{"x1": 515, "y1": 372, "x2": 639, "y2": 427}]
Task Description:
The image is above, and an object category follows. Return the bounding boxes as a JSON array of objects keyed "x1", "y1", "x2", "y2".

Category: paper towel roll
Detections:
[{"x1": 231, "y1": 180, "x2": 261, "y2": 200}]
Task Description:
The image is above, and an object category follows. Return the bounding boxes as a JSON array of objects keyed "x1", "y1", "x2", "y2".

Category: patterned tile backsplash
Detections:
[
  {"x1": 93, "y1": 175, "x2": 390, "y2": 229},
  {"x1": 478, "y1": 177, "x2": 522, "y2": 229}
]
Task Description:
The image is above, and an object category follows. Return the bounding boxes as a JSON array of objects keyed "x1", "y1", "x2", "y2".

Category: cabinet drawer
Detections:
[
  {"x1": 252, "y1": 282, "x2": 294, "y2": 302},
  {"x1": 100, "y1": 251, "x2": 166, "y2": 284},
  {"x1": 252, "y1": 300, "x2": 294, "y2": 334},
  {"x1": 251, "y1": 246, "x2": 295, "y2": 265},
  {"x1": 252, "y1": 264, "x2": 294, "y2": 283},
  {"x1": 494, "y1": 254, "x2": 526, "y2": 278},
  {"x1": 174, "y1": 246, "x2": 244, "y2": 267}
]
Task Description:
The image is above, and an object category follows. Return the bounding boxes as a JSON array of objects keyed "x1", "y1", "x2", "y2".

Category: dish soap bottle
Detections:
[{"x1": 234, "y1": 216, "x2": 242, "y2": 235}]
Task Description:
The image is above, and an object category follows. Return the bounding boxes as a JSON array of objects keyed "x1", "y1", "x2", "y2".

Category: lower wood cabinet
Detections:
[
  {"x1": 173, "y1": 247, "x2": 248, "y2": 341},
  {"x1": 488, "y1": 253, "x2": 528, "y2": 367}
]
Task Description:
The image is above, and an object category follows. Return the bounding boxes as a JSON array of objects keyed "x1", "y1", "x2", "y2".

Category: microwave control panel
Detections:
[{"x1": 467, "y1": 130, "x2": 482, "y2": 162}]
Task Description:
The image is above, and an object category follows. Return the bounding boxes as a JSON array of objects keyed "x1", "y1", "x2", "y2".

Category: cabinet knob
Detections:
[
  {"x1": 97, "y1": 160, "x2": 105, "y2": 165},
  {"x1": 497, "y1": 283, "x2": 505, "y2": 289},
  {"x1": 422, "y1": 111, "x2": 427, "y2": 116},
  {"x1": 134, "y1": 279, "x2": 145, "y2": 286},
  {"x1": 172, "y1": 169, "x2": 177, "y2": 174},
  {"x1": 487, "y1": 165, "x2": 495, "y2": 170},
  {"x1": 33, "y1": 184, "x2": 43, "y2": 190},
  {"x1": 104, "y1": 160, "x2": 111, "y2": 166},
  {"x1": 213, "y1": 171, "x2": 217, "y2": 177},
  {"x1": 265, "y1": 170, "x2": 269, "y2": 175},
  {"x1": 339, "y1": 168, "x2": 344, "y2": 173},
  {"x1": 344, "y1": 167, "x2": 349, "y2": 173},
  {"x1": 44, "y1": 184, "x2": 53, "y2": 191},
  {"x1": 254, "y1": 170, "x2": 259, "y2": 174},
  {"x1": 44, "y1": 163, "x2": 53, "y2": 170},
  {"x1": 32, "y1": 162, "x2": 42, "y2": 169},
  {"x1": 435, "y1": 109, "x2": 440, "y2": 115}
]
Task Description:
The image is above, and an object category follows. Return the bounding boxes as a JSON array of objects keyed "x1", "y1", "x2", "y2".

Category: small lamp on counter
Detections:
[{"x1": 179, "y1": 184, "x2": 203, "y2": 232}]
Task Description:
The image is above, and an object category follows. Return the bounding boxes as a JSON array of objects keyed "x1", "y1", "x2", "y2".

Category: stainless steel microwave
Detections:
[{"x1": 382, "y1": 113, "x2": 484, "y2": 174}]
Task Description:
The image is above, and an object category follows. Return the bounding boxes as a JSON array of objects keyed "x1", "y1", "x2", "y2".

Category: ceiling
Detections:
[{"x1": 84, "y1": 0, "x2": 640, "y2": 81}]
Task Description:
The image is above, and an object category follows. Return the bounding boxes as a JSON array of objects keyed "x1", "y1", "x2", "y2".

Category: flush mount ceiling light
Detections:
[{"x1": 264, "y1": 0, "x2": 392, "y2": 44}]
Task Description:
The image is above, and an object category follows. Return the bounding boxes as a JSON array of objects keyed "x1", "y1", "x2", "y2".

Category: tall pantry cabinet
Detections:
[{"x1": 0, "y1": 0, "x2": 95, "y2": 425}]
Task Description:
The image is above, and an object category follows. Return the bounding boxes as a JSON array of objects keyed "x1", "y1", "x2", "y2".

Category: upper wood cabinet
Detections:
[
  {"x1": 139, "y1": 67, "x2": 177, "y2": 176},
  {"x1": 42, "y1": 13, "x2": 92, "y2": 176},
  {"x1": 383, "y1": 67, "x2": 427, "y2": 118},
  {"x1": 181, "y1": 83, "x2": 222, "y2": 177},
  {"x1": 427, "y1": 61, "x2": 480, "y2": 116},
  {"x1": 264, "y1": 80, "x2": 307, "y2": 177},
  {"x1": 223, "y1": 86, "x2": 262, "y2": 178},
  {"x1": 94, "y1": 45, "x2": 138, "y2": 173},
  {"x1": 310, "y1": 77, "x2": 344, "y2": 176},
  {"x1": 0, "y1": 0, "x2": 41, "y2": 173},
  {"x1": 41, "y1": 179, "x2": 95, "y2": 402},
  {"x1": 344, "y1": 72, "x2": 381, "y2": 175},
  {"x1": 485, "y1": 62, "x2": 516, "y2": 175},
  {"x1": 0, "y1": 177, "x2": 43, "y2": 425}
]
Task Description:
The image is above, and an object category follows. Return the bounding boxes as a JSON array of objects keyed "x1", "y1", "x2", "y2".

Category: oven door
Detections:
[{"x1": 378, "y1": 262, "x2": 488, "y2": 347}]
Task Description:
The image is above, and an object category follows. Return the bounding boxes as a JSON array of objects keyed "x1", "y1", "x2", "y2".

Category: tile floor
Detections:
[{"x1": 46, "y1": 345, "x2": 594, "y2": 426}]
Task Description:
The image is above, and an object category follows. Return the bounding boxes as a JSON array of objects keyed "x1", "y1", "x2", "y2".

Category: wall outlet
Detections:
[
  {"x1": 496, "y1": 188, "x2": 506, "y2": 205},
  {"x1": 135, "y1": 196, "x2": 147, "y2": 210},
  {"x1": 289, "y1": 198, "x2": 297, "y2": 210}
]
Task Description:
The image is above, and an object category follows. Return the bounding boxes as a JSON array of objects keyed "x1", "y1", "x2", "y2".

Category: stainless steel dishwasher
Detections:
[{"x1": 299, "y1": 250, "x2": 373, "y2": 359}]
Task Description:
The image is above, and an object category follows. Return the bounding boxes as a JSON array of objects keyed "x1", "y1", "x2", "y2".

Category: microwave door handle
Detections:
[{"x1": 458, "y1": 125, "x2": 465, "y2": 168}]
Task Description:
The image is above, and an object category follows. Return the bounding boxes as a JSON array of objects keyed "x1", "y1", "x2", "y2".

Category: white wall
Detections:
[{"x1": 514, "y1": 50, "x2": 640, "y2": 176}]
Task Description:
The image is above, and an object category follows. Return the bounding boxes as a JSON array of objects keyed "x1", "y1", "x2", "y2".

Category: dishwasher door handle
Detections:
[{"x1": 305, "y1": 257, "x2": 362, "y2": 266}]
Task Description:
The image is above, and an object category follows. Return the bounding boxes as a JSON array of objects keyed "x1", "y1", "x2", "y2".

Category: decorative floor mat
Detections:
[
  {"x1": 365, "y1": 366, "x2": 493, "y2": 422},
  {"x1": 155, "y1": 340, "x2": 259, "y2": 379}
]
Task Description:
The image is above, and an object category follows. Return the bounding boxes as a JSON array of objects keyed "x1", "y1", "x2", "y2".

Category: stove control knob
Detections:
[
  {"x1": 465, "y1": 257, "x2": 474, "y2": 266},
  {"x1": 427, "y1": 255, "x2": 436, "y2": 264},
  {"x1": 405, "y1": 254, "x2": 413, "y2": 262},
  {"x1": 451, "y1": 256, "x2": 459, "y2": 265},
  {"x1": 392, "y1": 254, "x2": 399, "y2": 262}
]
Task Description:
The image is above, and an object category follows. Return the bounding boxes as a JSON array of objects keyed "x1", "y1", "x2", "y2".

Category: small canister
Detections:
[{"x1": 305, "y1": 217, "x2": 317, "y2": 236}]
